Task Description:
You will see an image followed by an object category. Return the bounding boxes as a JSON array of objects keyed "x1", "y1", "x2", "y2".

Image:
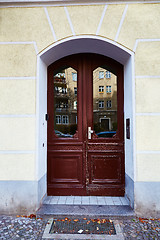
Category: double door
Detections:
[{"x1": 47, "y1": 53, "x2": 124, "y2": 196}]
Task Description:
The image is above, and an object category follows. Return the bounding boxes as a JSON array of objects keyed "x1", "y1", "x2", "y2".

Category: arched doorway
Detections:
[
  {"x1": 47, "y1": 53, "x2": 124, "y2": 196},
  {"x1": 37, "y1": 36, "x2": 135, "y2": 207}
]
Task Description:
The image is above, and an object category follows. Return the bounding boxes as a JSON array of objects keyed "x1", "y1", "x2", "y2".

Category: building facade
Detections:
[{"x1": 0, "y1": 0, "x2": 160, "y2": 216}]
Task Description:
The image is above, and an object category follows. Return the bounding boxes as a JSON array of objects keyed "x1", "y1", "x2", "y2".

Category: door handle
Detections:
[{"x1": 88, "y1": 127, "x2": 93, "y2": 140}]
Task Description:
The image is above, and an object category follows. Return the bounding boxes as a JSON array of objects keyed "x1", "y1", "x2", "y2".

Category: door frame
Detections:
[
  {"x1": 47, "y1": 53, "x2": 124, "y2": 196},
  {"x1": 36, "y1": 36, "x2": 135, "y2": 208}
]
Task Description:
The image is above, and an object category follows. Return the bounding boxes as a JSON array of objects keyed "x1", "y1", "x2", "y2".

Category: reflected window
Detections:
[
  {"x1": 56, "y1": 115, "x2": 61, "y2": 124},
  {"x1": 72, "y1": 72, "x2": 77, "y2": 81},
  {"x1": 106, "y1": 71, "x2": 111, "y2": 78},
  {"x1": 106, "y1": 85, "x2": 111, "y2": 93},
  {"x1": 62, "y1": 115, "x2": 69, "y2": 124},
  {"x1": 74, "y1": 101, "x2": 77, "y2": 110},
  {"x1": 99, "y1": 71, "x2": 104, "y2": 79},
  {"x1": 99, "y1": 100, "x2": 104, "y2": 108},
  {"x1": 107, "y1": 100, "x2": 112, "y2": 108},
  {"x1": 74, "y1": 87, "x2": 77, "y2": 96},
  {"x1": 99, "y1": 86, "x2": 104, "y2": 93},
  {"x1": 54, "y1": 67, "x2": 77, "y2": 138},
  {"x1": 93, "y1": 67, "x2": 117, "y2": 138}
]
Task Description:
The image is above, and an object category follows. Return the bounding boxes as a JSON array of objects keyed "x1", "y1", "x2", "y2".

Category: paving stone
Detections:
[{"x1": 0, "y1": 214, "x2": 160, "y2": 239}]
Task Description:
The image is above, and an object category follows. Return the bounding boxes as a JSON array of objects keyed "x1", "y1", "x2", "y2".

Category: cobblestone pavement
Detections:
[
  {"x1": 0, "y1": 215, "x2": 48, "y2": 240},
  {"x1": 0, "y1": 215, "x2": 160, "y2": 239},
  {"x1": 120, "y1": 217, "x2": 160, "y2": 240}
]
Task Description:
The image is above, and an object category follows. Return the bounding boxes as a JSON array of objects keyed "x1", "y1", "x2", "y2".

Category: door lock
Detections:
[
  {"x1": 86, "y1": 177, "x2": 89, "y2": 185},
  {"x1": 88, "y1": 127, "x2": 93, "y2": 140}
]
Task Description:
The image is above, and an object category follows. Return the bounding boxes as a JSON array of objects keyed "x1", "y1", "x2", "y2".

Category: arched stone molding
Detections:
[{"x1": 36, "y1": 35, "x2": 135, "y2": 208}]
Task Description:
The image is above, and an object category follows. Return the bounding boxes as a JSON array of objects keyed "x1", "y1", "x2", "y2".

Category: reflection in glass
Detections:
[
  {"x1": 54, "y1": 67, "x2": 77, "y2": 138},
  {"x1": 93, "y1": 67, "x2": 117, "y2": 138}
]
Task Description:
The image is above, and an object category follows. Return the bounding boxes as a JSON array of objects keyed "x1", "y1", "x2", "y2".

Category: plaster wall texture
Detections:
[
  {"x1": 0, "y1": 154, "x2": 35, "y2": 181},
  {"x1": 0, "y1": 79, "x2": 36, "y2": 114},
  {"x1": 0, "y1": 117, "x2": 36, "y2": 151},
  {"x1": 0, "y1": 8, "x2": 54, "y2": 51},
  {"x1": 0, "y1": 2, "x2": 160, "y2": 215},
  {"x1": 47, "y1": 7, "x2": 73, "y2": 40},
  {"x1": 136, "y1": 77, "x2": 160, "y2": 113}
]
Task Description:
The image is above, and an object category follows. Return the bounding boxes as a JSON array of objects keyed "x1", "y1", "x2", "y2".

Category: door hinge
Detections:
[{"x1": 45, "y1": 113, "x2": 49, "y2": 121}]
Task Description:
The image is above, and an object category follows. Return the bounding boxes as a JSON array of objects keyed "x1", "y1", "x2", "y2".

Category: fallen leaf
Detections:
[
  {"x1": 101, "y1": 219, "x2": 106, "y2": 223},
  {"x1": 74, "y1": 219, "x2": 79, "y2": 222},
  {"x1": 87, "y1": 221, "x2": 90, "y2": 224},
  {"x1": 83, "y1": 218, "x2": 87, "y2": 220},
  {"x1": 28, "y1": 214, "x2": 36, "y2": 219},
  {"x1": 65, "y1": 218, "x2": 68, "y2": 221}
]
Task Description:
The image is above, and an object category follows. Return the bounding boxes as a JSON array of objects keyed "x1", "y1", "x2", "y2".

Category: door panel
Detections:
[{"x1": 47, "y1": 53, "x2": 124, "y2": 196}]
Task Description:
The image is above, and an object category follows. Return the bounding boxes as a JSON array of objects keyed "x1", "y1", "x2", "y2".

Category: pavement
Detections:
[{"x1": 0, "y1": 214, "x2": 160, "y2": 239}]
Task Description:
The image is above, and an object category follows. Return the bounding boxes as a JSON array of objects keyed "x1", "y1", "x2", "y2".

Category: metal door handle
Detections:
[{"x1": 88, "y1": 127, "x2": 93, "y2": 140}]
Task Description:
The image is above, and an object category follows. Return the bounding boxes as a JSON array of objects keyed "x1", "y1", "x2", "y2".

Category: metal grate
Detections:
[{"x1": 49, "y1": 217, "x2": 116, "y2": 235}]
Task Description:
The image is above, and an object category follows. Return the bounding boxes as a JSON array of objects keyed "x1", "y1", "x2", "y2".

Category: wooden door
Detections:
[{"x1": 47, "y1": 53, "x2": 124, "y2": 196}]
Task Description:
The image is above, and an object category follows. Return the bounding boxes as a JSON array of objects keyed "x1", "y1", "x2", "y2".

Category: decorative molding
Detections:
[
  {"x1": 0, "y1": 150, "x2": 35, "y2": 154},
  {"x1": 133, "y1": 38, "x2": 160, "y2": 52},
  {"x1": 136, "y1": 113, "x2": 160, "y2": 116},
  {"x1": 96, "y1": 4, "x2": 108, "y2": 35},
  {"x1": 0, "y1": 41, "x2": 38, "y2": 54},
  {"x1": 136, "y1": 75, "x2": 160, "y2": 79},
  {"x1": 137, "y1": 151, "x2": 160, "y2": 154},
  {"x1": 39, "y1": 35, "x2": 134, "y2": 58},
  {"x1": 115, "y1": 4, "x2": 128, "y2": 41},
  {"x1": 0, "y1": 114, "x2": 36, "y2": 118},
  {"x1": 1, "y1": 0, "x2": 160, "y2": 8},
  {"x1": 0, "y1": 77, "x2": 36, "y2": 80},
  {"x1": 44, "y1": 7, "x2": 57, "y2": 41},
  {"x1": 64, "y1": 6, "x2": 75, "y2": 36}
]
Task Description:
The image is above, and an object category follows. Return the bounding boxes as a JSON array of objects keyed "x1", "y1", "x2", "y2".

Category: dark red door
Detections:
[{"x1": 47, "y1": 53, "x2": 124, "y2": 196}]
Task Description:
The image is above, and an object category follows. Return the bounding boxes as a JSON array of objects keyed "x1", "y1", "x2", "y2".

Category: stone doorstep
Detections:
[
  {"x1": 37, "y1": 204, "x2": 135, "y2": 217},
  {"x1": 42, "y1": 218, "x2": 125, "y2": 240}
]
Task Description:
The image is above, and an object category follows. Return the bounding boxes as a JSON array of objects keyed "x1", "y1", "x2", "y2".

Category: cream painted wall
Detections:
[
  {"x1": 0, "y1": 118, "x2": 36, "y2": 151},
  {"x1": 0, "y1": 154, "x2": 35, "y2": 181},
  {"x1": 99, "y1": 4, "x2": 125, "y2": 40},
  {"x1": 135, "y1": 41, "x2": 160, "y2": 76},
  {"x1": 0, "y1": 44, "x2": 37, "y2": 77},
  {"x1": 118, "y1": 4, "x2": 160, "y2": 50},
  {"x1": 0, "y1": 8, "x2": 54, "y2": 51},
  {"x1": 47, "y1": 7, "x2": 73, "y2": 40},
  {"x1": 137, "y1": 154, "x2": 160, "y2": 181},
  {"x1": 0, "y1": 79, "x2": 36, "y2": 114},
  {"x1": 0, "y1": 2, "x2": 160, "y2": 214},
  {"x1": 136, "y1": 115, "x2": 160, "y2": 151},
  {"x1": 136, "y1": 77, "x2": 160, "y2": 113}
]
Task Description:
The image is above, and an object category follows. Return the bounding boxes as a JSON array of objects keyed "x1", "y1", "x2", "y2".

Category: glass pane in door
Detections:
[
  {"x1": 93, "y1": 67, "x2": 117, "y2": 138},
  {"x1": 54, "y1": 67, "x2": 77, "y2": 138}
]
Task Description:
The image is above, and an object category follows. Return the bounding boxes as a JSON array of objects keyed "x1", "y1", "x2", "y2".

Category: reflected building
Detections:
[
  {"x1": 93, "y1": 67, "x2": 117, "y2": 134},
  {"x1": 54, "y1": 67, "x2": 77, "y2": 136},
  {"x1": 54, "y1": 67, "x2": 117, "y2": 136}
]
